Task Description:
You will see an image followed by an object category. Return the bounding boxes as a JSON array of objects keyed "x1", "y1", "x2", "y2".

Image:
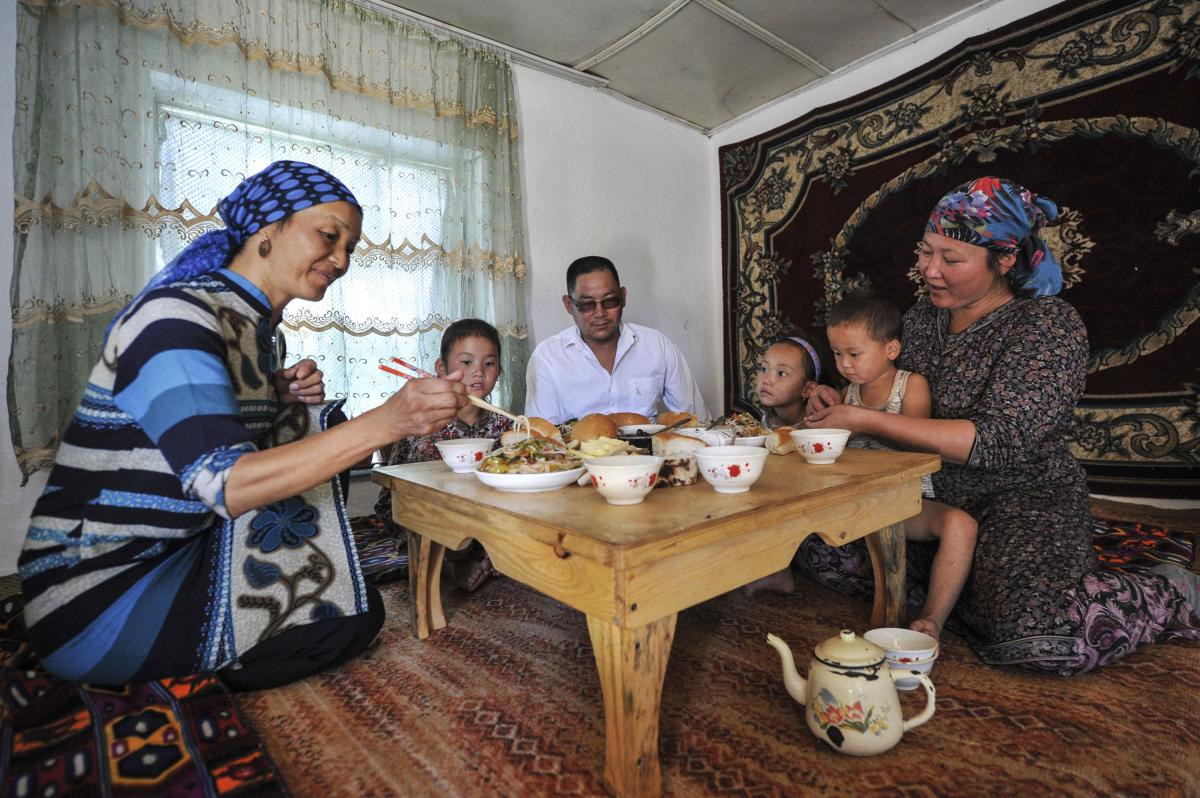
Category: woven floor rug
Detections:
[
  {"x1": 240, "y1": 515, "x2": 1199, "y2": 797},
  {"x1": 0, "y1": 579, "x2": 287, "y2": 797},
  {"x1": 718, "y1": 0, "x2": 1200, "y2": 499}
]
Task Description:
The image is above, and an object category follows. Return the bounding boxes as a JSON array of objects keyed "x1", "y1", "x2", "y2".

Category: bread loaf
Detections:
[
  {"x1": 765, "y1": 426, "x2": 797, "y2": 455},
  {"x1": 657, "y1": 411, "x2": 700, "y2": 428},
  {"x1": 608, "y1": 412, "x2": 650, "y2": 428},
  {"x1": 652, "y1": 431, "x2": 706, "y2": 487},
  {"x1": 570, "y1": 413, "x2": 619, "y2": 443}
]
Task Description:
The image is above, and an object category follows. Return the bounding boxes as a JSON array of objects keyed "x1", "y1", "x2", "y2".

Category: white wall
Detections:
[{"x1": 513, "y1": 64, "x2": 718, "y2": 415}]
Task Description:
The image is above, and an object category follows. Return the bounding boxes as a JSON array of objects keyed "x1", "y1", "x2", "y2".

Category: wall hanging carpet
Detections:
[{"x1": 719, "y1": 0, "x2": 1200, "y2": 499}]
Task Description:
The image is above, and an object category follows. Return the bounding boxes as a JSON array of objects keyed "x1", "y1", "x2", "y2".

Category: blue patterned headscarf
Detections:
[
  {"x1": 926, "y1": 176, "x2": 1063, "y2": 297},
  {"x1": 110, "y1": 161, "x2": 360, "y2": 336}
]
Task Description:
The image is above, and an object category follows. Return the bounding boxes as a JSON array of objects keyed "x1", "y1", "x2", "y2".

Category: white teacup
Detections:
[
  {"x1": 584, "y1": 455, "x2": 665, "y2": 505},
  {"x1": 434, "y1": 438, "x2": 497, "y2": 473},
  {"x1": 789, "y1": 428, "x2": 851, "y2": 464},
  {"x1": 864, "y1": 627, "x2": 939, "y2": 691}
]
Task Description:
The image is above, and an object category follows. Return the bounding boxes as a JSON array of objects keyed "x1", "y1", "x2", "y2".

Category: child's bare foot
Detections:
[
  {"x1": 743, "y1": 568, "x2": 795, "y2": 597},
  {"x1": 909, "y1": 616, "x2": 942, "y2": 641},
  {"x1": 453, "y1": 554, "x2": 495, "y2": 593}
]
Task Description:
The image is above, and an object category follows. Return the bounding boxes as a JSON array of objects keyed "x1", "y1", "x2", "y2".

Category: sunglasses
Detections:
[{"x1": 570, "y1": 294, "x2": 624, "y2": 314}]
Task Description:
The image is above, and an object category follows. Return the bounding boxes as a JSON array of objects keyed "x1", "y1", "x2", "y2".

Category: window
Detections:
[{"x1": 156, "y1": 100, "x2": 472, "y2": 416}]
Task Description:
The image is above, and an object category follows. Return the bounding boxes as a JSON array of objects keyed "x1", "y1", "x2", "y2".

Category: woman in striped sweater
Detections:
[{"x1": 19, "y1": 161, "x2": 467, "y2": 690}]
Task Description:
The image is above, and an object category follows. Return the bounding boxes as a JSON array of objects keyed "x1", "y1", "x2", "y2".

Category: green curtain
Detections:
[{"x1": 10, "y1": 0, "x2": 530, "y2": 478}]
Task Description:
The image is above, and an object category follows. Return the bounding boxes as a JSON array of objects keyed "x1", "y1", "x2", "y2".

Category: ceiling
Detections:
[{"x1": 373, "y1": 0, "x2": 1000, "y2": 132}]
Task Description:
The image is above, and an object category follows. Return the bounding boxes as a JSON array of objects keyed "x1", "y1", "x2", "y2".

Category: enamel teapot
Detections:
[{"x1": 766, "y1": 630, "x2": 935, "y2": 756}]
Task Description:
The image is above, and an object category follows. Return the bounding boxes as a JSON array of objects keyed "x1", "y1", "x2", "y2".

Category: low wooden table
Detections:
[{"x1": 374, "y1": 449, "x2": 938, "y2": 798}]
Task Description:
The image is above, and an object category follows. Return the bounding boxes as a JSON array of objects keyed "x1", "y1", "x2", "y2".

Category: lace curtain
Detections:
[{"x1": 11, "y1": 0, "x2": 529, "y2": 478}]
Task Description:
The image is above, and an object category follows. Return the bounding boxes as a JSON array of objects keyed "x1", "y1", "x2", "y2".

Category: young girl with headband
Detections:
[{"x1": 755, "y1": 333, "x2": 823, "y2": 430}]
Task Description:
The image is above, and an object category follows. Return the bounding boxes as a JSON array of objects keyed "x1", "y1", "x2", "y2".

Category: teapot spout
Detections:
[{"x1": 766, "y1": 633, "x2": 807, "y2": 705}]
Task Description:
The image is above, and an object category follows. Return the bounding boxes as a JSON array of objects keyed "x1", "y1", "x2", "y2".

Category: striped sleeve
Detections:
[{"x1": 110, "y1": 288, "x2": 256, "y2": 516}]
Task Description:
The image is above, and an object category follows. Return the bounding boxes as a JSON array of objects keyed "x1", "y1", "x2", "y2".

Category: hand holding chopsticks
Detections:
[{"x1": 379, "y1": 357, "x2": 526, "y2": 426}]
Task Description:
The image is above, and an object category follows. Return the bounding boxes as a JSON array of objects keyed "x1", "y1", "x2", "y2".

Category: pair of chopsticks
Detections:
[
  {"x1": 379, "y1": 356, "x2": 433, "y2": 380},
  {"x1": 378, "y1": 356, "x2": 525, "y2": 426}
]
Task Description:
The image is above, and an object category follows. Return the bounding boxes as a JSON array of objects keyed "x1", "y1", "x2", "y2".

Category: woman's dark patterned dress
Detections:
[{"x1": 797, "y1": 297, "x2": 1199, "y2": 673}]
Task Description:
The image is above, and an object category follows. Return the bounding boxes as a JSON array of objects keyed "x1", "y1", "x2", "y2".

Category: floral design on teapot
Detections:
[{"x1": 811, "y1": 687, "x2": 890, "y2": 747}]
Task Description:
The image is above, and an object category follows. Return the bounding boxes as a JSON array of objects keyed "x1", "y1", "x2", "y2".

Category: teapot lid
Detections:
[{"x1": 814, "y1": 629, "x2": 885, "y2": 668}]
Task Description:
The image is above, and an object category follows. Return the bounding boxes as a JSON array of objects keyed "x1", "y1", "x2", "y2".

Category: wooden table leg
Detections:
[
  {"x1": 406, "y1": 529, "x2": 446, "y2": 639},
  {"x1": 586, "y1": 613, "x2": 677, "y2": 798},
  {"x1": 865, "y1": 522, "x2": 906, "y2": 628}
]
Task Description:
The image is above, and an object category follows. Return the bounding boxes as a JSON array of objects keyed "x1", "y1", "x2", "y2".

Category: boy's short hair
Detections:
[
  {"x1": 826, "y1": 291, "x2": 902, "y2": 343},
  {"x1": 440, "y1": 318, "x2": 502, "y2": 365},
  {"x1": 566, "y1": 256, "x2": 620, "y2": 295}
]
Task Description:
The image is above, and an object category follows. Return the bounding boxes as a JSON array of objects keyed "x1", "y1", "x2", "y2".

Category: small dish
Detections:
[
  {"x1": 583, "y1": 455, "x2": 665, "y2": 505},
  {"x1": 473, "y1": 467, "x2": 585, "y2": 493},
  {"x1": 676, "y1": 427, "x2": 735, "y2": 447},
  {"x1": 434, "y1": 438, "x2": 497, "y2": 473},
  {"x1": 789, "y1": 428, "x2": 851, "y2": 464},
  {"x1": 734, "y1": 435, "x2": 767, "y2": 447},
  {"x1": 617, "y1": 424, "x2": 667, "y2": 437},
  {"x1": 693, "y1": 445, "x2": 769, "y2": 494}
]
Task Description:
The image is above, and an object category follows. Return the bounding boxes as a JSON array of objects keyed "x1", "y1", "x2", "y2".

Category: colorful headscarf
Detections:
[
  {"x1": 110, "y1": 160, "x2": 359, "y2": 336},
  {"x1": 926, "y1": 176, "x2": 1062, "y2": 297}
]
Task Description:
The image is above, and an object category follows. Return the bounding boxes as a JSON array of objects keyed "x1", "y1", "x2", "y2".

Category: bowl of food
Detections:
[
  {"x1": 693, "y1": 445, "x2": 769, "y2": 494},
  {"x1": 864, "y1": 627, "x2": 939, "y2": 691},
  {"x1": 789, "y1": 428, "x2": 851, "y2": 464},
  {"x1": 474, "y1": 438, "x2": 585, "y2": 493},
  {"x1": 583, "y1": 455, "x2": 665, "y2": 505},
  {"x1": 433, "y1": 438, "x2": 497, "y2": 473},
  {"x1": 726, "y1": 411, "x2": 770, "y2": 446}
]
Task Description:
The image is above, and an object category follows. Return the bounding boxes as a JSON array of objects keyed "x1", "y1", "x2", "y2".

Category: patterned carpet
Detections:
[
  {"x1": 718, "y1": 0, "x2": 1200, "y2": 499},
  {"x1": 239, "y1": 522, "x2": 1200, "y2": 797},
  {"x1": 0, "y1": 585, "x2": 286, "y2": 797}
]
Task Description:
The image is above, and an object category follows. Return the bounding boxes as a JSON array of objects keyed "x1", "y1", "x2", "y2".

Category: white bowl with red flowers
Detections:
[
  {"x1": 583, "y1": 455, "x2": 665, "y2": 505},
  {"x1": 693, "y1": 445, "x2": 769, "y2": 494},
  {"x1": 434, "y1": 438, "x2": 497, "y2": 473},
  {"x1": 789, "y1": 428, "x2": 851, "y2": 465}
]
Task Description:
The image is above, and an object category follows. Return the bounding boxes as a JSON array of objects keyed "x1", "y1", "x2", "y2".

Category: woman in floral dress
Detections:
[{"x1": 804, "y1": 176, "x2": 1199, "y2": 673}]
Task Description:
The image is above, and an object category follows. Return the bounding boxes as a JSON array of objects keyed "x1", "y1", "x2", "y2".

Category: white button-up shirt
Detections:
[{"x1": 524, "y1": 322, "x2": 709, "y2": 423}]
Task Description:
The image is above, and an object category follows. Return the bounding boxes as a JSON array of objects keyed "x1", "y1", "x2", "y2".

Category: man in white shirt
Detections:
[{"x1": 525, "y1": 256, "x2": 709, "y2": 423}]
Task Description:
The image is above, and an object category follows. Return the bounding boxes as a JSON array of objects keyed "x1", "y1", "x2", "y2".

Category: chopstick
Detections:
[
  {"x1": 379, "y1": 364, "x2": 409, "y2": 379},
  {"x1": 377, "y1": 358, "x2": 526, "y2": 426},
  {"x1": 390, "y1": 356, "x2": 433, "y2": 378},
  {"x1": 466, "y1": 395, "x2": 525, "y2": 425}
]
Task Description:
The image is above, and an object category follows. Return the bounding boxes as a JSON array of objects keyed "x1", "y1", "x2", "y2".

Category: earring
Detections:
[{"x1": 257, "y1": 236, "x2": 271, "y2": 258}]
